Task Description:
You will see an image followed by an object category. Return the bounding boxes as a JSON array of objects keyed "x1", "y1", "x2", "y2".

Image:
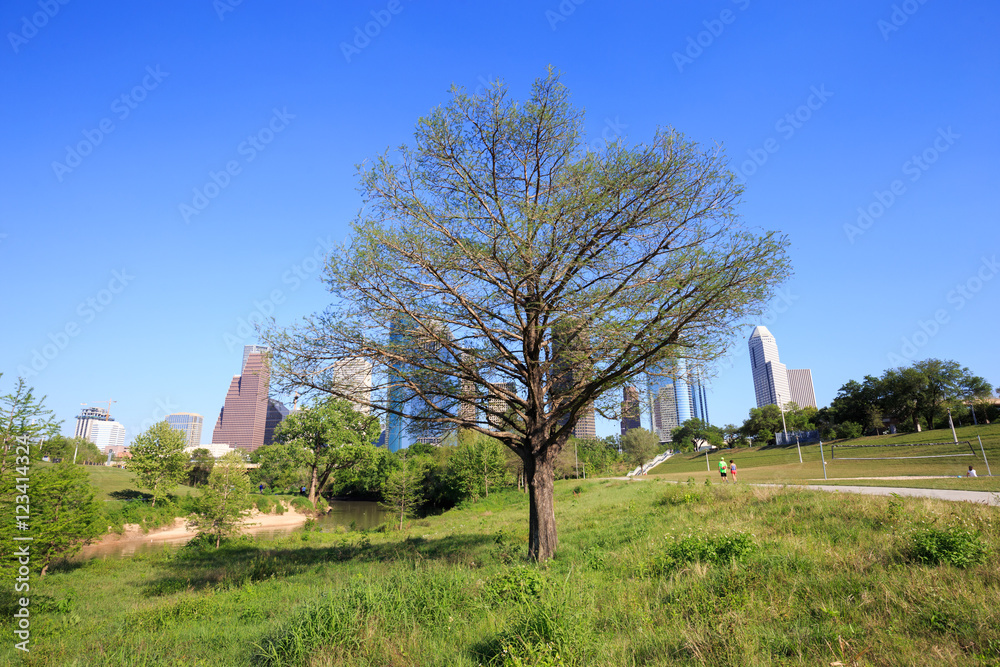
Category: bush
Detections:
[
  {"x1": 484, "y1": 567, "x2": 546, "y2": 604},
  {"x1": 835, "y1": 421, "x2": 863, "y2": 440},
  {"x1": 648, "y1": 532, "x2": 756, "y2": 574},
  {"x1": 254, "y1": 495, "x2": 274, "y2": 514},
  {"x1": 909, "y1": 527, "x2": 987, "y2": 568}
]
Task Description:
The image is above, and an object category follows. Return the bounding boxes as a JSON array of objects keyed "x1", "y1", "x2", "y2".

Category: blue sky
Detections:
[{"x1": 2, "y1": 0, "x2": 997, "y2": 441}]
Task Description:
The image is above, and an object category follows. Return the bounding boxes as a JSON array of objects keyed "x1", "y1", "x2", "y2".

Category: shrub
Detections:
[
  {"x1": 648, "y1": 532, "x2": 756, "y2": 574},
  {"x1": 484, "y1": 566, "x2": 545, "y2": 604},
  {"x1": 254, "y1": 495, "x2": 274, "y2": 514},
  {"x1": 835, "y1": 421, "x2": 863, "y2": 440},
  {"x1": 909, "y1": 527, "x2": 987, "y2": 568}
]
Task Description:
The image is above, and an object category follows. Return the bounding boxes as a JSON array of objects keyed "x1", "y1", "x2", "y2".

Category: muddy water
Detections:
[{"x1": 78, "y1": 500, "x2": 390, "y2": 560}]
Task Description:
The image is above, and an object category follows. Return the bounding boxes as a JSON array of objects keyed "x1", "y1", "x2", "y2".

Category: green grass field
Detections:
[
  {"x1": 647, "y1": 423, "x2": 1000, "y2": 492},
  {"x1": 33, "y1": 461, "x2": 203, "y2": 501},
  {"x1": 3, "y1": 475, "x2": 998, "y2": 665}
]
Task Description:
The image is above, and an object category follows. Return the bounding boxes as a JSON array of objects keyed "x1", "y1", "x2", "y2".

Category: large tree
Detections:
[
  {"x1": 264, "y1": 71, "x2": 789, "y2": 560},
  {"x1": 127, "y1": 421, "x2": 188, "y2": 507},
  {"x1": 271, "y1": 398, "x2": 380, "y2": 507}
]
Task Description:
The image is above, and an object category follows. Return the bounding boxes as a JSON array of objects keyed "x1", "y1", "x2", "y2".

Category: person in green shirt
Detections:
[{"x1": 719, "y1": 457, "x2": 728, "y2": 482}]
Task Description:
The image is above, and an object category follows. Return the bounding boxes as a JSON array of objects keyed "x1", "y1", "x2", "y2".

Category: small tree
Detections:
[
  {"x1": 186, "y1": 448, "x2": 215, "y2": 486},
  {"x1": 0, "y1": 462, "x2": 103, "y2": 576},
  {"x1": 671, "y1": 418, "x2": 724, "y2": 452},
  {"x1": 0, "y1": 375, "x2": 60, "y2": 475},
  {"x1": 451, "y1": 431, "x2": 510, "y2": 499},
  {"x1": 127, "y1": 421, "x2": 188, "y2": 507},
  {"x1": 189, "y1": 452, "x2": 254, "y2": 548},
  {"x1": 272, "y1": 398, "x2": 380, "y2": 507},
  {"x1": 621, "y1": 427, "x2": 660, "y2": 466},
  {"x1": 381, "y1": 452, "x2": 424, "y2": 530}
]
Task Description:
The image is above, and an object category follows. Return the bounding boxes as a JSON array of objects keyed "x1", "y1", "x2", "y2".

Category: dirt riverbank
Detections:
[{"x1": 79, "y1": 507, "x2": 310, "y2": 556}]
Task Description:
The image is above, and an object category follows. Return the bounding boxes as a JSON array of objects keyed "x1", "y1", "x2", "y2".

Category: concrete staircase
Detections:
[{"x1": 627, "y1": 450, "x2": 673, "y2": 477}]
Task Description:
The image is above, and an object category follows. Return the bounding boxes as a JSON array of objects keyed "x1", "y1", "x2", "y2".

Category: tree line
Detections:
[{"x1": 665, "y1": 358, "x2": 995, "y2": 450}]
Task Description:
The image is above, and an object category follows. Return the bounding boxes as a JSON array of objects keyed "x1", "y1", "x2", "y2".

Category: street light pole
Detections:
[{"x1": 947, "y1": 408, "x2": 959, "y2": 444}]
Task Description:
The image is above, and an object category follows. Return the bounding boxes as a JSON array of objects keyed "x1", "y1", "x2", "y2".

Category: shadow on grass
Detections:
[
  {"x1": 109, "y1": 489, "x2": 154, "y2": 501},
  {"x1": 139, "y1": 531, "x2": 495, "y2": 597}
]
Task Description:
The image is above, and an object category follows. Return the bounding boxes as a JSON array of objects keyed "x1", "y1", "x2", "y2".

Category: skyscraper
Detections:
[
  {"x1": 572, "y1": 403, "x2": 596, "y2": 439},
  {"x1": 647, "y1": 362, "x2": 711, "y2": 442},
  {"x1": 748, "y1": 326, "x2": 816, "y2": 409},
  {"x1": 486, "y1": 381, "x2": 516, "y2": 429},
  {"x1": 384, "y1": 317, "x2": 458, "y2": 451},
  {"x1": 212, "y1": 345, "x2": 280, "y2": 453},
  {"x1": 787, "y1": 368, "x2": 818, "y2": 410},
  {"x1": 620, "y1": 385, "x2": 641, "y2": 435},
  {"x1": 165, "y1": 413, "x2": 203, "y2": 448}
]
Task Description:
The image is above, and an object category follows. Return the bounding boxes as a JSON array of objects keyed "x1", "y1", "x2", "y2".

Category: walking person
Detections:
[
  {"x1": 729, "y1": 460, "x2": 738, "y2": 483},
  {"x1": 719, "y1": 457, "x2": 728, "y2": 482}
]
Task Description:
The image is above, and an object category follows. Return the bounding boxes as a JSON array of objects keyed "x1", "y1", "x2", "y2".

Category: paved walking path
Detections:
[{"x1": 758, "y1": 483, "x2": 999, "y2": 507}]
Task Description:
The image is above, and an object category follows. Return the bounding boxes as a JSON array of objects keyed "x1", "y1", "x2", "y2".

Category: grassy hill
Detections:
[
  {"x1": 3, "y1": 474, "x2": 997, "y2": 665},
  {"x1": 648, "y1": 423, "x2": 1000, "y2": 491}
]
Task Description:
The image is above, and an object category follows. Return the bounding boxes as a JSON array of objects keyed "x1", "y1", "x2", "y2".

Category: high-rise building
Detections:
[
  {"x1": 263, "y1": 399, "x2": 290, "y2": 446},
  {"x1": 486, "y1": 381, "x2": 516, "y2": 429},
  {"x1": 787, "y1": 368, "x2": 818, "y2": 410},
  {"x1": 647, "y1": 362, "x2": 711, "y2": 442},
  {"x1": 748, "y1": 326, "x2": 816, "y2": 409},
  {"x1": 90, "y1": 421, "x2": 126, "y2": 452},
  {"x1": 572, "y1": 403, "x2": 596, "y2": 440},
  {"x1": 75, "y1": 406, "x2": 110, "y2": 441},
  {"x1": 384, "y1": 317, "x2": 459, "y2": 451},
  {"x1": 331, "y1": 357, "x2": 373, "y2": 414},
  {"x1": 212, "y1": 345, "x2": 283, "y2": 453},
  {"x1": 621, "y1": 386, "x2": 641, "y2": 435},
  {"x1": 165, "y1": 413, "x2": 204, "y2": 448}
]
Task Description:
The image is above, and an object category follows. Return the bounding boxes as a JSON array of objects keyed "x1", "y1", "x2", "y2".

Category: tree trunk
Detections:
[
  {"x1": 309, "y1": 465, "x2": 318, "y2": 507},
  {"x1": 525, "y1": 454, "x2": 557, "y2": 561}
]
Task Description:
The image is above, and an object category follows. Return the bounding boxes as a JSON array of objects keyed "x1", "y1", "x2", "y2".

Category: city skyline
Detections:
[{"x1": 4, "y1": 3, "x2": 996, "y2": 440}]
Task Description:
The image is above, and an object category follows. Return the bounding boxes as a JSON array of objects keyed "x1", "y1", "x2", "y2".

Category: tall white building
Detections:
[
  {"x1": 748, "y1": 326, "x2": 816, "y2": 409},
  {"x1": 75, "y1": 406, "x2": 110, "y2": 441},
  {"x1": 90, "y1": 421, "x2": 126, "y2": 452}
]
